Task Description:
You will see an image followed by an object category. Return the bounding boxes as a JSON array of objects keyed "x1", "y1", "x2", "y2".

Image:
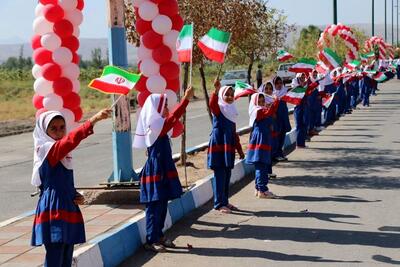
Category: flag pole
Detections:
[{"x1": 188, "y1": 22, "x2": 194, "y2": 86}]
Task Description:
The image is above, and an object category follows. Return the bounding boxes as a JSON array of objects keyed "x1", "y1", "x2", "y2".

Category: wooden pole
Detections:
[{"x1": 181, "y1": 63, "x2": 189, "y2": 190}]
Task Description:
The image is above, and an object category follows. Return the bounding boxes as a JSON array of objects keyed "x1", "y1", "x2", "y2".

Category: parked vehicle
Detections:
[
  {"x1": 220, "y1": 69, "x2": 249, "y2": 87},
  {"x1": 276, "y1": 63, "x2": 296, "y2": 84}
]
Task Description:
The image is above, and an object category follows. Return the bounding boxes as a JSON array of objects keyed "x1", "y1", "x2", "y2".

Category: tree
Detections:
[
  {"x1": 292, "y1": 25, "x2": 322, "y2": 59},
  {"x1": 91, "y1": 48, "x2": 104, "y2": 69}
]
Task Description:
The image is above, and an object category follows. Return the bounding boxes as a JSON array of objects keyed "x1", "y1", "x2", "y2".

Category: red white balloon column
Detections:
[
  {"x1": 32, "y1": 0, "x2": 84, "y2": 130},
  {"x1": 133, "y1": 0, "x2": 184, "y2": 137}
]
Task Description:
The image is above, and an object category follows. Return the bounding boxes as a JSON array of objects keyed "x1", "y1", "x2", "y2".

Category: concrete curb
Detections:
[{"x1": 72, "y1": 128, "x2": 298, "y2": 267}]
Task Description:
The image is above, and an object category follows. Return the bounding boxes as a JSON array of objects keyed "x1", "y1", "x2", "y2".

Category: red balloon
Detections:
[
  {"x1": 53, "y1": 77, "x2": 73, "y2": 96},
  {"x1": 137, "y1": 90, "x2": 151, "y2": 107},
  {"x1": 167, "y1": 78, "x2": 180, "y2": 92},
  {"x1": 33, "y1": 48, "x2": 52, "y2": 66},
  {"x1": 142, "y1": 30, "x2": 163, "y2": 49},
  {"x1": 42, "y1": 63, "x2": 62, "y2": 81},
  {"x1": 31, "y1": 35, "x2": 42, "y2": 50},
  {"x1": 135, "y1": 76, "x2": 148, "y2": 92},
  {"x1": 54, "y1": 20, "x2": 74, "y2": 38},
  {"x1": 72, "y1": 53, "x2": 80, "y2": 64},
  {"x1": 152, "y1": 45, "x2": 172, "y2": 65},
  {"x1": 171, "y1": 120, "x2": 184, "y2": 138},
  {"x1": 160, "y1": 62, "x2": 180, "y2": 80},
  {"x1": 76, "y1": 0, "x2": 85, "y2": 10},
  {"x1": 63, "y1": 92, "x2": 81, "y2": 109},
  {"x1": 43, "y1": 4, "x2": 64, "y2": 23},
  {"x1": 136, "y1": 19, "x2": 152, "y2": 35},
  {"x1": 32, "y1": 94, "x2": 44, "y2": 109},
  {"x1": 159, "y1": 0, "x2": 179, "y2": 17},
  {"x1": 150, "y1": 0, "x2": 164, "y2": 3},
  {"x1": 62, "y1": 36, "x2": 80, "y2": 52},
  {"x1": 72, "y1": 107, "x2": 83, "y2": 121},
  {"x1": 171, "y1": 15, "x2": 184, "y2": 31},
  {"x1": 36, "y1": 108, "x2": 48, "y2": 118},
  {"x1": 39, "y1": 0, "x2": 57, "y2": 4}
]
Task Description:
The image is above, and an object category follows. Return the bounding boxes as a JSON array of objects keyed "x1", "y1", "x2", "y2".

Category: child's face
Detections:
[
  {"x1": 46, "y1": 117, "x2": 66, "y2": 141},
  {"x1": 265, "y1": 84, "x2": 273, "y2": 95},
  {"x1": 274, "y1": 79, "x2": 283, "y2": 90},
  {"x1": 223, "y1": 88, "x2": 234, "y2": 104},
  {"x1": 162, "y1": 100, "x2": 169, "y2": 118},
  {"x1": 257, "y1": 95, "x2": 265, "y2": 106},
  {"x1": 312, "y1": 72, "x2": 318, "y2": 79}
]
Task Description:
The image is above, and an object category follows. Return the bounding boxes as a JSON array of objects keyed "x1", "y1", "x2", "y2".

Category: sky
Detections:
[{"x1": 0, "y1": 0, "x2": 395, "y2": 44}]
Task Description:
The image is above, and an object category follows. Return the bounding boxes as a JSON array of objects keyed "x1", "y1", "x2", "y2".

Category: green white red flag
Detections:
[
  {"x1": 277, "y1": 50, "x2": 294, "y2": 62},
  {"x1": 319, "y1": 48, "x2": 342, "y2": 70},
  {"x1": 344, "y1": 60, "x2": 361, "y2": 71},
  {"x1": 198, "y1": 28, "x2": 231, "y2": 63},
  {"x1": 374, "y1": 72, "x2": 387, "y2": 83},
  {"x1": 322, "y1": 93, "x2": 335, "y2": 108},
  {"x1": 88, "y1": 65, "x2": 141, "y2": 95},
  {"x1": 234, "y1": 81, "x2": 256, "y2": 100},
  {"x1": 281, "y1": 87, "x2": 307, "y2": 105},
  {"x1": 288, "y1": 58, "x2": 317, "y2": 73},
  {"x1": 176, "y1": 24, "x2": 193, "y2": 63}
]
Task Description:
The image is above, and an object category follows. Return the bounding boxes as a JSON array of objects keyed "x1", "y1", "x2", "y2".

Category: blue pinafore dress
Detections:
[{"x1": 246, "y1": 117, "x2": 273, "y2": 165}]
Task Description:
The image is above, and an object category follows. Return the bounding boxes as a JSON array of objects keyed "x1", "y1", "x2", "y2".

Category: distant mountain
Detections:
[{"x1": 0, "y1": 38, "x2": 138, "y2": 64}]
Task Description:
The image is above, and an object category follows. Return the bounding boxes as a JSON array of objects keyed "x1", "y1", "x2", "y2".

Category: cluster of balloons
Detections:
[
  {"x1": 133, "y1": 0, "x2": 184, "y2": 137},
  {"x1": 32, "y1": 0, "x2": 84, "y2": 130},
  {"x1": 364, "y1": 37, "x2": 387, "y2": 60},
  {"x1": 318, "y1": 23, "x2": 359, "y2": 63}
]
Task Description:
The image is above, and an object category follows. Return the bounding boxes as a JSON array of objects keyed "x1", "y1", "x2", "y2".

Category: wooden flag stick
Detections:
[{"x1": 216, "y1": 62, "x2": 224, "y2": 80}]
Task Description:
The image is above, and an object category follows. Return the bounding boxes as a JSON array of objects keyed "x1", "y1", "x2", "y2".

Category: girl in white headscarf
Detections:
[
  {"x1": 208, "y1": 79, "x2": 245, "y2": 214},
  {"x1": 31, "y1": 108, "x2": 110, "y2": 266},
  {"x1": 134, "y1": 87, "x2": 193, "y2": 252}
]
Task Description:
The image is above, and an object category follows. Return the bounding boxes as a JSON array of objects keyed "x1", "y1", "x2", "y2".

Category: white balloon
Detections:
[
  {"x1": 43, "y1": 93, "x2": 63, "y2": 110},
  {"x1": 34, "y1": 77, "x2": 53, "y2": 96},
  {"x1": 41, "y1": 33, "x2": 62, "y2": 52},
  {"x1": 73, "y1": 27, "x2": 80, "y2": 37},
  {"x1": 133, "y1": 0, "x2": 145, "y2": 8},
  {"x1": 59, "y1": 0, "x2": 78, "y2": 12},
  {"x1": 163, "y1": 30, "x2": 179, "y2": 48},
  {"x1": 65, "y1": 10, "x2": 83, "y2": 26},
  {"x1": 137, "y1": 45, "x2": 152, "y2": 61},
  {"x1": 32, "y1": 64, "x2": 42, "y2": 79},
  {"x1": 140, "y1": 58, "x2": 160, "y2": 77},
  {"x1": 60, "y1": 108, "x2": 75, "y2": 125},
  {"x1": 152, "y1": 15, "x2": 172, "y2": 35},
  {"x1": 62, "y1": 63, "x2": 80, "y2": 80},
  {"x1": 33, "y1": 16, "x2": 54, "y2": 35},
  {"x1": 171, "y1": 50, "x2": 179, "y2": 63},
  {"x1": 53, "y1": 47, "x2": 73, "y2": 66},
  {"x1": 146, "y1": 75, "x2": 166, "y2": 93},
  {"x1": 165, "y1": 89, "x2": 177, "y2": 109},
  {"x1": 138, "y1": 2, "x2": 159, "y2": 21},
  {"x1": 35, "y1": 3, "x2": 45, "y2": 17},
  {"x1": 72, "y1": 79, "x2": 80, "y2": 93}
]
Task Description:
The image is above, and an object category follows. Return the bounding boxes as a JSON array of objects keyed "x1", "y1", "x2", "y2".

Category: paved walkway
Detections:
[{"x1": 121, "y1": 80, "x2": 400, "y2": 266}]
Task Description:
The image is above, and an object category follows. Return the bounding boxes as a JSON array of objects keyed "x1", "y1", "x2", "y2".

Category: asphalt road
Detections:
[
  {"x1": 0, "y1": 97, "x2": 252, "y2": 221},
  {"x1": 121, "y1": 80, "x2": 400, "y2": 267}
]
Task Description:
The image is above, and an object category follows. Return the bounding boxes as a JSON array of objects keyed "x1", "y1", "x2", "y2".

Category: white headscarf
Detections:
[
  {"x1": 249, "y1": 93, "x2": 264, "y2": 127},
  {"x1": 133, "y1": 94, "x2": 168, "y2": 149},
  {"x1": 272, "y1": 76, "x2": 288, "y2": 99},
  {"x1": 218, "y1": 86, "x2": 238, "y2": 123},
  {"x1": 32, "y1": 111, "x2": 72, "y2": 186},
  {"x1": 291, "y1": 73, "x2": 303, "y2": 88}
]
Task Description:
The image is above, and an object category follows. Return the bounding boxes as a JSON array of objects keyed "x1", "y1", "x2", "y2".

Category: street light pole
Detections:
[
  {"x1": 393, "y1": 0, "x2": 395, "y2": 45},
  {"x1": 372, "y1": 0, "x2": 375, "y2": 36},
  {"x1": 333, "y1": 0, "x2": 338, "y2": 24},
  {"x1": 385, "y1": 0, "x2": 388, "y2": 41},
  {"x1": 397, "y1": 0, "x2": 399, "y2": 46}
]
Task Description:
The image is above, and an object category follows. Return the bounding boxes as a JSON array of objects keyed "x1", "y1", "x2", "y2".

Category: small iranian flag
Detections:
[
  {"x1": 198, "y1": 27, "x2": 231, "y2": 63},
  {"x1": 277, "y1": 50, "x2": 294, "y2": 62},
  {"x1": 315, "y1": 61, "x2": 329, "y2": 74},
  {"x1": 288, "y1": 58, "x2": 317, "y2": 73},
  {"x1": 319, "y1": 48, "x2": 342, "y2": 70},
  {"x1": 374, "y1": 72, "x2": 387, "y2": 83},
  {"x1": 344, "y1": 60, "x2": 361, "y2": 71},
  {"x1": 322, "y1": 93, "x2": 335, "y2": 108},
  {"x1": 234, "y1": 81, "x2": 256, "y2": 100},
  {"x1": 89, "y1": 65, "x2": 141, "y2": 95},
  {"x1": 281, "y1": 87, "x2": 307, "y2": 105},
  {"x1": 176, "y1": 24, "x2": 193, "y2": 63}
]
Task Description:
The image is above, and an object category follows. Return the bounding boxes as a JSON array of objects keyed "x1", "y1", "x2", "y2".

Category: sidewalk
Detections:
[
  {"x1": 0, "y1": 205, "x2": 143, "y2": 266},
  {"x1": 121, "y1": 81, "x2": 400, "y2": 266}
]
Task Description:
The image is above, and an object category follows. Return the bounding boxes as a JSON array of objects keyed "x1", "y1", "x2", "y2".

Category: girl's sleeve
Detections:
[
  {"x1": 47, "y1": 121, "x2": 94, "y2": 167},
  {"x1": 209, "y1": 92, "x2": 220, "y2": 116},
  {"x1": 160, "y1": 99, "x2": 189, "y2": 136},
  {"x1": 306, "y1": 82, "x2": 319, "y2": 95},
  {"x1": 256, "y1": 100, "x2": 279, "y2": 120}
]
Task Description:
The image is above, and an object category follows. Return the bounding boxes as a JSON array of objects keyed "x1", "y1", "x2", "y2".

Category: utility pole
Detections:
[
  {"x1": 333, "y1": 0, "x2": 338, "y2": 24},
  {"x1": 372, "y1": 0, "x2": 375, "y2": 36},
  {"x1": 397, "y1": 0, "x2": 399, "y2": 46},
  {"x1": 393, "y1": 0, "x2": 395, "y2": 45},
  {"x1": 106, "y1": 0, "x2": 137, "y2": 183},
  {"x1": 385, "y1": 0, "x2": 388, "y2": 41}
]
